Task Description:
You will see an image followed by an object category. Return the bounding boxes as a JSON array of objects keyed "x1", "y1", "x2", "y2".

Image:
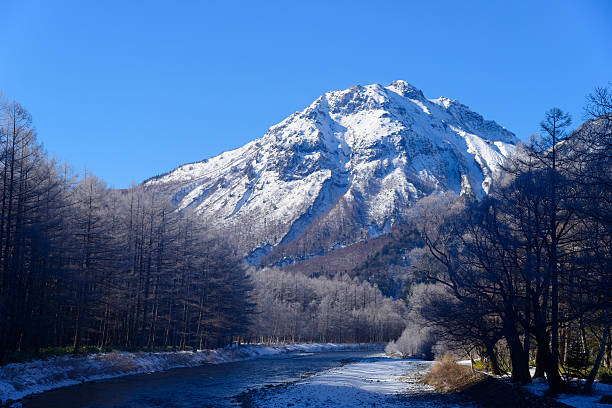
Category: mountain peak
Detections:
[
  {"x1": 386, "y1": 80, "x2": 425, "y2": 99},
  {"x1": 148, "y1": 81, "x2": 517, "y2": 264}
]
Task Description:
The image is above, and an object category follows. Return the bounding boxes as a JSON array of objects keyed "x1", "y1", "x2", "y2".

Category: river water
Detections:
[{"x1": 21, "y1": 351, "x2": 374, "y2": 408}]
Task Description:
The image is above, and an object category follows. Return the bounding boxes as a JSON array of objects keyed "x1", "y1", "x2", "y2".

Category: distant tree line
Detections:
[
  {"x1": 402, "y1": 86, "x2": 612, "y2": 394},
  {"x1": 249, "y1": 268, "x2": 406, "y2": 343},
  {"x1": 0, "y1": 98, "x2": 253, "y2": 362}
]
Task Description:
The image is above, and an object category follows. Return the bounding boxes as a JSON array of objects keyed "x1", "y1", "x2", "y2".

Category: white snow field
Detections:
[
  {"x1": 0, "y1": 343, "x2": 380, "y2": 404},
  {"x1": 248, "y1": 354, "x2": 472, "y2": 407}
]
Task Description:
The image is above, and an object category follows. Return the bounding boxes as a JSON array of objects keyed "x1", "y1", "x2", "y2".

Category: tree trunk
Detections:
[
  {"x1": 584, "y1": 309, "x2": 611, "y2": 394},
  {"x1": 533, "y1": 348, "x2": 545, "y2": 378},
  {"x1": 534, "y1": 329, "x2": 564, "y2": 394},
  {"x1": 506, "y1": 328, "x2": 531, "y2": 384}
]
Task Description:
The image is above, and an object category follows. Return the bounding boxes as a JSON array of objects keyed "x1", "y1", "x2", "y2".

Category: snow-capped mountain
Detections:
[{"x1": 146, "y1": 81, "x2": 517, "y2": 263}]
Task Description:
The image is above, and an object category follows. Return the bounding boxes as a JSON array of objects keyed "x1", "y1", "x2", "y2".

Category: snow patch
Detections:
[
  {"x1": 249, "y1": 355, "x2": 471, "y2": 407},
  {"x1": 523, "y1": 379, "x2": 612, "y2": 407}
]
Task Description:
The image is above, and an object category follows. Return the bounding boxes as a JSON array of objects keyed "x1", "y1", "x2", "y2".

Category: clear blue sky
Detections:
[{"x1": 1, "y1": 0, "x2": 610, "y2": 188}]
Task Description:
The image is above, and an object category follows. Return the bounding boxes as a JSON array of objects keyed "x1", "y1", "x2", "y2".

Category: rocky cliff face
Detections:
[{"x1": 146, "y1": 81, "x2": 517, "y2": 264}]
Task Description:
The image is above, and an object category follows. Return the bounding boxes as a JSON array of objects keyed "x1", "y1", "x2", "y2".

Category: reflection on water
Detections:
[{"x1": 22, "y1": 351, "x2": 373, "y2": 408}]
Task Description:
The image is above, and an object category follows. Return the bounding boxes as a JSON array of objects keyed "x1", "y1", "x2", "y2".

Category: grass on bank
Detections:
[
  {"x1": 422, "y1": 355, "x2": 487, "y2": 393},
  {"x1": 598, "y1": 366, "x2": 612, "y2": 384},
  {"x1": 559, "y1": 364, "x2": 612, "y2": 385}
]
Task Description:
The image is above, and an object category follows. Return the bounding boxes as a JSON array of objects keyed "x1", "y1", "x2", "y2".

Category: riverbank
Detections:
[
  {"x1": 460, "y1": 376, "x2": 572, "y2": 408},
  {"x1": 0, "y1": 343, "x2": 381, "y2": 405},
  {"x1": 239, "y1": 355, "x2": 472, "y2": 407},
  {"x1": 456, "y1": 359, "x2": 608, "y2": 408},
  {"x1": 523, "y1": 378, "x2": 612, "y2": 408},
  {"x1": 239, "y1": 355, "x2": 583, "y2": 408}
]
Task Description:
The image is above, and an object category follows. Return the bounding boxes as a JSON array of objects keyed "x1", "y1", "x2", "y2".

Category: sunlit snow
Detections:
[{"x1": 146, "y1": 80, "x2": 518, "y2": 261}]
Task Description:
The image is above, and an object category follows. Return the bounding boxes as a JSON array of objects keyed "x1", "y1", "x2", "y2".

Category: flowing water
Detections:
[{"x1": 21, "y1": 351, "x2": 374, "y2": 408}]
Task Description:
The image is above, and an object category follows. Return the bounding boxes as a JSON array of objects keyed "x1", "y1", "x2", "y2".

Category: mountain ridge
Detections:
[{"x1": 146, "y1": 80, "x2": 517, "y2": 264}]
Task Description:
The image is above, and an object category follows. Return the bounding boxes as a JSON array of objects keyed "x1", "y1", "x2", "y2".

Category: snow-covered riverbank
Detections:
[
  {"x1": 241, "y1": 355, "x2": 472, "y2": 407},
  {"x1": 0, "y1": 343, "x2": 381, "y2": 404},
  {"x1": 461, "y1": 359, "x2": 611, "y2": 407},
  {"x1": 524, "y1": 379, "x2": 612, "y2": 408}
]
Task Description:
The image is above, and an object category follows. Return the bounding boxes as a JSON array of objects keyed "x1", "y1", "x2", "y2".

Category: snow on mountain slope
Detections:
[{"x1": 146, "y1": 81, "x2": 517, "y2": 263}]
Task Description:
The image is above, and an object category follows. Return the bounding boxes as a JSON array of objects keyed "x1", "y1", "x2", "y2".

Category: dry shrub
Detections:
[{"x1": 421, "y1": 354, "x2": 486, "y2": 393}]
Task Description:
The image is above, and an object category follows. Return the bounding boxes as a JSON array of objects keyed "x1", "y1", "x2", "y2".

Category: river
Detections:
[{"x1": 21, "y1": 351, "x2": 375, "y2": 408}]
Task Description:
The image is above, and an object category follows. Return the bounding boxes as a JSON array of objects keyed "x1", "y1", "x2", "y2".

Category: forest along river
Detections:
[{"x1": 20, "y1": 351, "x2": 381, "y2": 408}]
